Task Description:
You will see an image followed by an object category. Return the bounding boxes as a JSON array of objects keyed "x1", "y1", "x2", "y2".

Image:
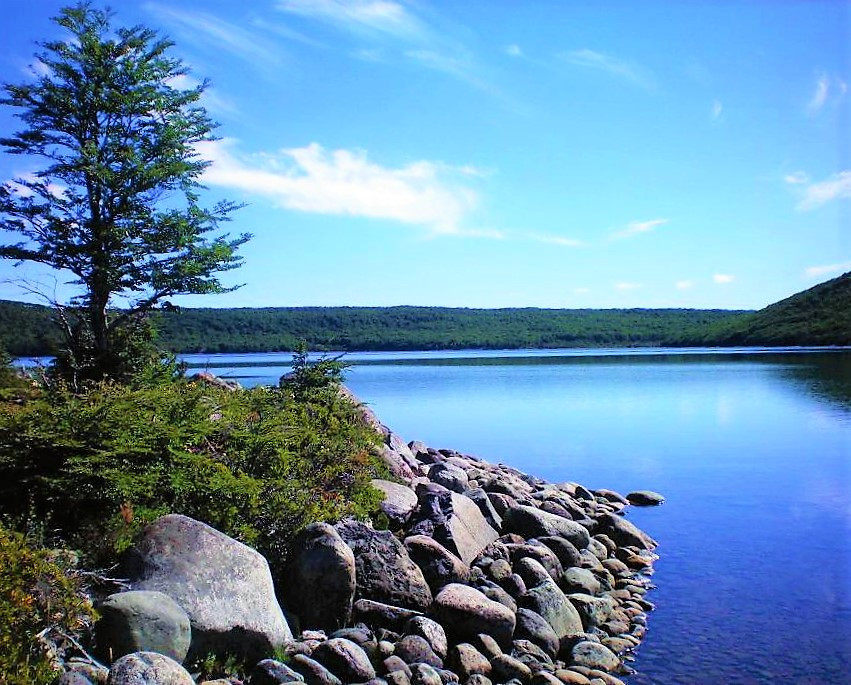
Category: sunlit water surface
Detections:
[{"x1": 25, "y1": 348, "x2": 850, "y2": 684}]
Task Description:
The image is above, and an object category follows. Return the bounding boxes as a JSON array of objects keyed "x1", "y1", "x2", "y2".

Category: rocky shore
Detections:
[{"x1": 55, "y1": 389, "x2": 662, "y2": 685}]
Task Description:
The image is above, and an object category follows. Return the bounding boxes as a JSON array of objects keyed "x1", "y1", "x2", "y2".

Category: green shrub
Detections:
[
  {"x1": 0, "y1": 371, "x2": 386, "y2": 575},
  {"x1": 0, "y1": 523, "x2": 96, "y2": 685}
]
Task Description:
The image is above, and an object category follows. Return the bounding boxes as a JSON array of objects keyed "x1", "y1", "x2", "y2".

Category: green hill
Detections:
[{"x1": 673, "y1": 271, "x2": 851, "y2": 347}]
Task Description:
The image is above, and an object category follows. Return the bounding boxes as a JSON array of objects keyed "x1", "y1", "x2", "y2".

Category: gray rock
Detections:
[
  {"x1": 289, "y1": 654, "x2": 343, "y2": 685},
  {"x1": 395, "y1": 634, "x2": 443, "y2": 668},
  {"x1": 511, "y1": 639, "x2": 553, "y2": 666},
  {"x1": 595, "y1": 514, "x2": 657, "y2": 550},
  {"x1": 518, "y1": 565, "x2": 583, "y2": 650},
  {"x1": 406, "y1": 616, "x2": 449, "y2": 660},
  {"x1": 561, "y1": 568, "x2": 601, "y2": 596},
  {"x1": 514, "y1": 609, "x2": 559, "y2": 659},
  {"x1": 252, "y1": 659, "x2": 307, "y2": 685},
  {"x1": 502, "y1": 507, "x2": 590, "y2": 550},
  {"x1": 405, "y1": 535, "x2": 469, "y2": 593},
  {"x1": 569, "y1": 642, "x2": 619, "y2": 672},
  {"x1": 64, "y1": 661, "x2": 108, "y2": 685},
  {"x1": 464, "y1": 488, "x2": 503, "y2": 531},
  {"x1": 387, "y1": 672, "x2": 412, "y2": 685},
  {"x1": 374, "y1": 479, "x2": 420, "y2": 527},
  {"x1": 625, "y1": 491, "x2": 664, "y2": 506},
  {"x1": 490, "y1": 654, "x2": 532, "y2": 683},
  {"x1": 285, "y1": 523, "x2": 356, "y2": 632},
  {"x1": 566, "y1": 595, "x2": 615, "y2": 630},
  {"x1": 57, "y1": 674, "x2": 95, "y2": 685},
  {"x1": 124, "y1": 514, "x2": 290, "y2": 663},
  {"x1": 593, "y1": 490, "x2": 629, "y2": 506},
  {"x1": 513, "y1": 555, "x2": 559, "y2": 588},
  {"x1": 95, "y1": 590, "x2": 190, "y2": 664},
  {"x1": 312, "y1": 637, "x2": 376, "y2": 682},
  {"x1": 106, "y1": 651, "x2": 193, "y2": 685},
  {"x1": 465, "y1": 676, "x2": 493, "y2": 685},
  {"x1": 336, "y1": 520, "x2": 432, "y2": 610},
  {"x1": 354, "y1": 599, "x2": 424, "y2": 631},
  {"x1": 408, "y1": 484, "x2": 499, "y2": 566},
  {"x1": 429, "y1": 463, "x2": 469, "y2": 493},
  {"x1": 410, "y1": 664, "x2": 443, "y2": 685},
  {"x1": 477, "y1": 581, "x2": 518, "y2": 613},
  {"x1": 384, "y1": 656, "x2": 413, "y2": 675},
  {"x1": 377, "y1": 444, "x2": 418, "y2": 482},
  {"x1": 447, "y1": 644, "x2": 492, "y2": 680},
  {"x1": 431, "y1": 584, "x2": 516, "y2": 649},
  {"x1": 506, "y1": 544, "x2": 563, "y2": 583}
]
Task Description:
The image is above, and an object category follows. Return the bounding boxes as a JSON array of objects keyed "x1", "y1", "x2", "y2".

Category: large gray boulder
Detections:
[
  {"x1": 502, "y1": 506, "x2": 590, "y2": 550},
  {"x1": 284, "y1": 523, "x2": 356, "y2": 632},
  {"x1": 518, "y1": 560, "x2": 583, "y2": 650},
  {"x1": 430, "y1": 583, "x2": 516, "y2": 649},
  {"x1": 428, "y1": 463, "x2": 469, "y2": 494},
  {"x1": 373, "y1": 479, "x2": 420, "y2": 528},
  {"x1": 596, "y1": 513, "x2": 657, "y2": 550},
  {"x1": 336, "y1": 519, "x2": 432, "y2": 610},
  {"x1": 407, "y1": 484, "x2": 499, "y2": 565},
  {"x1": 124, "y1": 514, "x2": 291, "y2": 662},
  {"x1": 312, "y1": 637, "x2": 376, "y2": 682},
  {"x1": 404, "y1": 535, "x2": 469, "y2": 593},
  {"x1": 95, "y1": 590, "x2": 190, "y2": 664},
  {"x1": 107, "y1": 651, "x2": 194, "y2": 685}
]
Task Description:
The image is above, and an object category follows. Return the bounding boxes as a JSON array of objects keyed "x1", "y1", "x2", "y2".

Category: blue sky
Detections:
[{"x1": 1, "y1": 1, "x2": 849, "y2": 310}]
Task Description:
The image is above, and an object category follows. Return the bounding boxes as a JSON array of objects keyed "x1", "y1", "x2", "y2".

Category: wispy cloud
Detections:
[
  {"x1": 713, "y1": 274, "x2": 735, "y2": 284},
  {"x1": 165, "y1": 74, "x2": 238, "y2": 117},
  {"x1": 784, "y1": 171, "x2": 809, "y2": 185},
  {"x1": 676, "y1": 280, "x2": 695, "y2": 290},
  {"x1": 795, "y1": 170, "x2": 851, "y2": 210},
  {"x1": 711, "y1": 100, "x2": 723, "y2": 120},
  {"x1": 197, "y1": 139, "x2": 482, "y2": 236},
  {"x1": 559, "y1": 49, "x2": 655, "y2": 90},
  {"x1": 614, "y1": 282, "x2": 641, "y2": 291},
  {"x1": 4, "y1": 171, "x2": 66, "y2": 199},
  {"x1": 611, "y1": 218, "x2": 668, "y2": 240},
  {"x1": 145, "y1": 4, "x2": 283, "y2": 68},
  {"x1": 278, "y1": 0, "x2": 425, "y2": 40},
  {"x1": 524, "y1": 233, "x2": 584, "y2": 247},
  {"x1": 804, "y1": 260, "x2": 851, "y2": 278},
  {"x1": 807, "y1": 72, "x2": 847, "y2": 115},
  {"x1": 505, "y1": 44, "x2": 523, "y2": 58}
]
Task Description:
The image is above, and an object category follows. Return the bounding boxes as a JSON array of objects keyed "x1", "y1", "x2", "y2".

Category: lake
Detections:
[{"x1": 179, "y1": 347, "x2": 851, "y2": 684}]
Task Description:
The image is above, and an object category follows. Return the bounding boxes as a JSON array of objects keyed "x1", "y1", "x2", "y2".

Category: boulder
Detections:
[
  {"x1": 514, "y1": 609, "x2": 559, "y2": 659},
  {"x1": 429, "y1": 463, "x2": 469, "y2": 494},
  {"x1": 506, "y1": 544, "x2": 563, "y2": 583},
  {"x1": 95, "y1": 590, "x2": 190, "y2": 664},
  {"x1": 312, "y1": 637, "x2": 376, "y2": 682},
  {"x1": 569, "y1": 642, "x2": 620, "y2": 672},
  {"x1": 536, "y1": 537, "x2": 582, "y2": 570},
  {"x1": 464, "y1": 488, "x2": 503, "y2": 533},
  {"x1": 561, "y1": 568, "x2": 601, "y2": 596},
  {"x1": 518, "y1": 561, "x2": 583, "y2": 649},
  {"x1": 394, "y1": 635, "x2": 443, "y2": 668},
  {"x1": 447, "y1": 643, "x2": 492, "y2": 680},
  {"x1": 410, "y1": 664, "x2": 443, "y2": 685},
  {"x1": 285, "y1": 523, "x2": 356, "y2": 632},
  {"x1": 502, "y1": 507, "x2": 590, "y2": 550},
  {"x1": 405, "y1": 616, "x2": 448, "y2": 660},
  {"x1": 408, "y1": 484, "x2": 499, "y2": 565},
  {"x1": 625, "y1": 491, "x2": 665, "y2": 506},
  {"x1": 566, "y1": 594, "x2": 615, "y2": 630},
  {"x1": 404, "y1": 535, "x2": 469, "y2": 593},
  {"x1": 430, "y1": 584, "x2": 516, "y2": 649},
  {"x1": 289, "y1": 654, "x2": 343, "y2": 685},
  {"x1": 376, "y1": 444, "x2": 418, "y2": 482},
  {"x1": 252, "y1": 659, "x2": 306, "y2": 685},
  {"x1": 124, "y1": 514, "x2": 291, "y2": 662},
  {"x1": 336, "y1": 520, "x2": 432, "y2": 610},
  {"x1": 490, "y1": 654, "x2": 532, "y2": 683},
  {"x1": 595, "y1": 514, "x2": 657, "y2": 550},
  {"x1": 373, "y1": 480, "x2": 420, "y2": 528},
  {"x1": 353, "y1": 599, "x2": 424, "y2": 631},
  {"x1": 106, "y1": 651, "x2": 193, "y2": 685}
]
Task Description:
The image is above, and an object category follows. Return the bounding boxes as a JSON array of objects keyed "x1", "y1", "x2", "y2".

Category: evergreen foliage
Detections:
[{"x1": 0, "y1": 3, "x2": 249, "y2": 384}]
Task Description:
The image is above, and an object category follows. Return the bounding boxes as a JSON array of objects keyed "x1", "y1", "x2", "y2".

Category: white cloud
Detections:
[
  {"x1": 165, "y1": 74, "x2": 238, "y2": 116},
  {"x1": 804, "y1": 260, "x2": 851, "y2": 278},
  {"x1": 711, "y1": 100, "x2": 723, "y2": 120},
  {"x1": 573, "y1": 287, "x2": 590, "y2": 294},
  {"x1": 145, "y1": 4, "x2": 282, "y2": 67},
  {"x1": 784, "y1": 171, "x2": 809, "y2": 185},
  {"x1": 4, "y1": 172, "x2": 66, "y2": 199},
  {"x1": 525, "y1": 233, "x2": 584, "y2": 247},
  {"x1": 614, "y1": 282, "x2": 641, "y2": 291},
  {"x1": 676, "y1": 280, "x2": 695, "y2": 290},
  {"x1": 807, "y1": 73, "x2": 847, "y2": 115},
  {"x1": 560, "y1": 49, "x2": 655, "y2": 90},
  {"x1": 505, "y1": 44, "x2": 523, "y2": 58},
  {"x1": 796, "y1": 170, "x2": 851, "y2": 210},
  {"x1": 197, "y1": 139, "x2": 481, "y2": 235},
  {"x1": 611, "y1": 218, "x2": 668, "y2": 240},
  {"x1": 713, "y1": 274, "x2": 735, "y2": 284},
  {"x1": 278, "y1": 0, "x2": 424, "y2": 40}
]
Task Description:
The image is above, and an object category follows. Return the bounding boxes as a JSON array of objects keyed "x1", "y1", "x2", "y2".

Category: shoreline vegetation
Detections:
[{"x1": 2, "y1": 271, "x2": 848, "y2": 357}]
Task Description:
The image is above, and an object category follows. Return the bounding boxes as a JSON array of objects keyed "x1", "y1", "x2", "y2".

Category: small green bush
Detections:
[
  {"x1": 0, "y1": 523, "x2": 95, "y2": 685},
  {"x1": 0, "y1": 367, "x2": 386, "y2": 575}
]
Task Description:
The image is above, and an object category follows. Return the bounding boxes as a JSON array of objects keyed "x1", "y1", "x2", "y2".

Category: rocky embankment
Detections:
[{"x1": 56, "y1": 389, "x2": 662, "y2": 685}]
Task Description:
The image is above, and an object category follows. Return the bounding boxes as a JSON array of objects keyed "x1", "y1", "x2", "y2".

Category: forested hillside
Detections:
[
  {"x1": 673, "y1": 271, "x2": 851, "y2": 347},
  {"x1": 1, "y1": 302, "x2": 745, "y2": 355}
]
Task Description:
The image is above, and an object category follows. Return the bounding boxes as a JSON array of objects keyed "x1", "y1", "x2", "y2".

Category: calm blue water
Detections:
[{"x1": 22, "y1": 348, "x2": 850, "y2": 683}]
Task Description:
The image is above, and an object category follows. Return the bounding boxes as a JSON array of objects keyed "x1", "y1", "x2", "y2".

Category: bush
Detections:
[
  {"x1": 0, "y1": 523, "x2": 95, "y2": 685},
  {"x1": 0, "y1": 369, "x2": 387, "y2": 576}
]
